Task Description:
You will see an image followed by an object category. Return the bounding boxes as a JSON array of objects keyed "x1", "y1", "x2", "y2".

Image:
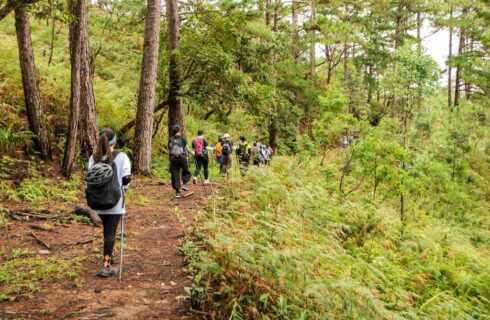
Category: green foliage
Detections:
[
  {"x1": 70, "y1": 214, "x2": 91, "y2": 224},
  {"x1": 188, "y1": 155, "x2": 490, "y2": 319},
  {"x1": 0, "y1": 249, "x2": 83, "y2": 301}
]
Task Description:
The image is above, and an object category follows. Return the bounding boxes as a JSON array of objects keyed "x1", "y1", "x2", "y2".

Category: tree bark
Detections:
[
  {"x1": 291, "y1": 1, "x2": 299, "y2": 63},
  {"x1": 265, "y1": 0, "x2": 271, "y2": 26},
  {"x1": 133, "y1": 0, "x2": 161, "y2": 174},
  {"x1": 309, "y1": 0, "x2": 316, "y2": 77},
  {"x1": 273, "y1": 0, "x2": 279, "y2": 32},
  {"x1": 464, "y1": 38, "x2": 473, "y2": 99},
  {"x1": 78, "y1": 0, "x2": 98, "y2": 157},
  {"x1": 447, "y1": 9, "x2": 453, "y2": 109},
  {"x1": 454, "y1": 28, "x2": 464, "y2": 107},
  {"x1": 14, "y1": 8, "x2": 52, "y2": 160},
  {"x1": 48, "y1": 0, "x2": 56, "y2": 65},
  {"x1": 166, "y1": 0, "x2": 184, "y2": 137},
  {"x1": 62, "y1": 0, "x2": 82, "y2": 177},
  {"x1": 268, "y1": 116, "x2": 277, "y2": 154}
]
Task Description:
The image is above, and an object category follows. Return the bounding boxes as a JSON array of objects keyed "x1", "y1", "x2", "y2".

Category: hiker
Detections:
[
  {"x1": 251, "y1": 142, "x2": 262, "y2": 166},
  {"x1": 236, "y1": 136, "x2": 251, "y2": 176},
  {"x1": 215, "y1": 136, "x2": 224, "y2": 174},
  {"x1": 263, "y1": 145, "x2": 271, "y2": 165},
  {"x1": 221, "y1": 133, "x2": 233, "y2": 176},
  {"x1": 86, "y1": 128, "x2": 131, "y2": 277},
  {"x1": 168, "y1": 125, "x2": 191, "y2": 198},
  {"x1": 191, "y1": 129, "x2": 210, "y2": 185}
]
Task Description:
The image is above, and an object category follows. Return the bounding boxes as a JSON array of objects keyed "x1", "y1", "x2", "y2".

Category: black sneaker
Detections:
[
  {"x1": 182, "y1": 184, "x2": 189, "y2": 191},
  {"x1": 175, "y1": 191, "x2": 182, "y2": 198}
]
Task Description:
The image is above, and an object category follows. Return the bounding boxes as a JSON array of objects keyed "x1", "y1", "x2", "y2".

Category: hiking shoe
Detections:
[
  {"x1": 182, "y1": 184, "x2": 190, "y2": 191},
  {"x1": 204, "y1": 180, "x2": 210, "y2": 185},
  {"x1": 192, "y1": 177, "x2": 198, "y2": 184},
  {"x1": 110, "y1": 250, "x2": 118, "y2": 265},
  {"x1": 97, "y1": 266, "x2": 118, "y2": 277},
  {"x1": 175, "y1": 191, "x2": 182, "y2": 198}
]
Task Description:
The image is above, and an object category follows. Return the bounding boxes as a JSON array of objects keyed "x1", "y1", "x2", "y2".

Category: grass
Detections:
[
  {"x1": 0, "y1": 248, "x2": 84, "y2": 301},
  {"x1": 185, "y1": 156, "x2": 490, "y2": 319}
]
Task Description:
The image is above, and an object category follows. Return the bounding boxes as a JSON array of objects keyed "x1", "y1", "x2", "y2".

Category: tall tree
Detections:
[
  {"x1": 14, "y1": 7, "x2": 52, "y2": 160},
  {"x1": 447, "y1": 8, "x2": 453, "y2": 108},
  {"x1": 133, "y1": 0, "x2": 162, "y2": 174},
  {"x1": 61, "y1": 0, "x2": 82, "y2": 177},
  {"x1": 291, "y1": 1, "x2": 299, "y2": 63},
  {"x1": 454, "y1": 27, "x2": 464, "y2": 106},
  {"x1": 78, "y1": 0, "x2": 98, "y2": 156},
  {"x1": 166, "y1": 0, "x2": 184, "y2": 136},
  {"x1": 309, "y1": 0, "x2": 316, "y2": 77}
]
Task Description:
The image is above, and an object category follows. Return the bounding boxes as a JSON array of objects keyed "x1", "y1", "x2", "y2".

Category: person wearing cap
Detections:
[
  {"x1": 168, "y1": 125, "x2": 191, "y2": 198},
  {"x1": 221, "y1": 133, "x2": 233, "y2": 176}
]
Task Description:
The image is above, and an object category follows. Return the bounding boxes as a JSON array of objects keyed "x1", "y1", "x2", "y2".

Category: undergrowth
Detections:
[
  {"x1": 0, "y1": 248, "x2": 84, "y2": 301},
  {"x1": 0, "y1": 156, "x2": 80, "y2": 209},
  {"x1": 186, "y1": 157, "x2": 490, "y2": 319}
]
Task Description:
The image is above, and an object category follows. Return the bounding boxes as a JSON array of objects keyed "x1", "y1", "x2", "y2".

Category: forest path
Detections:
[{"x1": 0, "y1": 178, "x2": 211, "y2": 320}]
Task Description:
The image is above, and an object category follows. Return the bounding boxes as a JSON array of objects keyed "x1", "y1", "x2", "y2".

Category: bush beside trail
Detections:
[{"x1": 185, "y1": 156, "x2": 490, "y2": 319}]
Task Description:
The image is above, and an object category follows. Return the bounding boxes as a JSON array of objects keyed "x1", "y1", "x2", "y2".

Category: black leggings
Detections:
[
  {"x1": 170, "y1": 157, "x2": 191, "y2": 191},
  {"x1": 99, "y1": 214, "x2": 121, "y2": 258},
  {"x1": 194, "y1": 155, "x2": 209, "y2": 179}
]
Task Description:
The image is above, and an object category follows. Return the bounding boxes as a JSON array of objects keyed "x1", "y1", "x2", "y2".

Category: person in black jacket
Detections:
[{"x1": 168, "y1": 125, "x2": 191, "y2": 198}]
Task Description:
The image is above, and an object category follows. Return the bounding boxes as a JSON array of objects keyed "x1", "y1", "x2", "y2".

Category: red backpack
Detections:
[{"x1": 194, "y1": 138, "x2": 205, "y2": 156}]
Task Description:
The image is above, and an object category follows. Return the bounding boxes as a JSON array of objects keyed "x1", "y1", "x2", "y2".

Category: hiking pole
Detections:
[{"x1": 119, "y1": 215, "x2": 124, "y2": 282}]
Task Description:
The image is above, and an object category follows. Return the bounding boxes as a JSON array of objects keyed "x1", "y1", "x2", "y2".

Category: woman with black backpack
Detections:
[
  {"x1": 86, "y1": 128, "x2": 131, "y2": 277},
  {"x1": 168, "y1": 125, "x2": 191, "y2": 198}
]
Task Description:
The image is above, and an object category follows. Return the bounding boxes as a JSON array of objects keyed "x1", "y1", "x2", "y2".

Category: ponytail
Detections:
[{"x1": 94, "y1": 128, "x2": 116, "y2": 163}]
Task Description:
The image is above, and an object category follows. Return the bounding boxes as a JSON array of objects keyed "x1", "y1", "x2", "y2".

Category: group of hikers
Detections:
[
  {"x1": 85, "y1": 125, "x2": 273, "y2": 277},
  {"x1": 168, "y1": 125, "x2": 274, "y2": 198}
]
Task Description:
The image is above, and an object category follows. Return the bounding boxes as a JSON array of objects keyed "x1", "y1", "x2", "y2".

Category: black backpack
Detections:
[
  {"x1": 222, "y1": 141, "x2": 232, "y2": 156},
  {"x1": 237, "y1": 144, "x2": 249, "y2": 162},
  {"x1": 85, "y1": 151, "x2": 121, "y2": 210}
]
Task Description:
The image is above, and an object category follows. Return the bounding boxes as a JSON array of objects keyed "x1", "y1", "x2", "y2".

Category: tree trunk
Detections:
[
  {"x1": 133, "y1": 0, "x2": 161, "y2": 174},
  {"x1": 62, "y1": 0, "x2": 82, "y2": 177},
  {"x1": 48, "y1": 0, "x2": 56, "y2": 65},
  {"x1": 268, "y1": 116, "x2": 277, "y2": 154},
  {"x1": 166, "y1": 0, "x2": 184, "y2": 137},
  {"x1": 309, "y1": 0, "x2": 316, "y2": 77},
  {"x1": 464, "y1": 38, "x2": 473, "y2": 99},
  {"x1": 14, "y1": 8, "x2": 52, "y2": 160},
  {"x1": 78, "y1": 0, "x2": 98, "y2": 157},
  {"x1": 273, "y1": 0, "x2": 279, "y2": 32},
  {"x1": 447, "y1": 8, "x2": 453, "y2": 109},
  {"x1": 416, "y1": 12, "x2": 421, "y2": 48},
  {"x1": 265, "y1": 0, "x2": 271, "y2": 26},
  {"x1": 291, "y1": 1, "x2": 299, "y2": 63},
  {"x1": 454, "y1": 28, "x2": 464, "y2": 107}
]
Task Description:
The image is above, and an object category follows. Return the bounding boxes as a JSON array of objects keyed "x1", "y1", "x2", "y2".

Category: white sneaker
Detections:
[
  {"x1": 204, "y1": 180, "x2": 210, "y2": 185},
  {"x1": 182, "y1": 184, "x2": 189, "y2": 191},
  {"x1": 193, "y1": 177, "x2": 198, "y2": 184}
]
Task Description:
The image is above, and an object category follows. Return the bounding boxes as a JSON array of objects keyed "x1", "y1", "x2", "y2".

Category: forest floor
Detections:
[{"x1": 0, "y1": 177, "x2": 211, "y2": 320}]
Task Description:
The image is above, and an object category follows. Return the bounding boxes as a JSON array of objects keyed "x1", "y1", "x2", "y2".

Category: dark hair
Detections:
[
  {"x1": 95, "y1": 128, "x2": 116, "y2": 163},
  {"x1": 218, "y1": 137, "x2": 223, "y2": 142},
  {"x1": 172, "y1": 124, "x2": 181, "y2": 135},
  {"x1": 197, "y1": 129, "x2": 204, "y2": 136},
  {"x1": 240, "y1": 136, "x2": 246, "y2": 142}
]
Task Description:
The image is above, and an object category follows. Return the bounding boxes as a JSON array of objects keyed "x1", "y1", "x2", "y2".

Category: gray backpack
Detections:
[{"x1": 170, "y1": 136, "x2": 185, "y2": 157}]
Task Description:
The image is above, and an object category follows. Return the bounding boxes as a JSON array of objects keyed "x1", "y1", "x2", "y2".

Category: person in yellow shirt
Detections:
[{"x1": 215, "y1": 136, "x2": 224, "y2": 174}]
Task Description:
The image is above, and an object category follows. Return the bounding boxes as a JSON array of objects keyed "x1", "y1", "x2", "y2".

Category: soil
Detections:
[{"x1": 0, "y1": 177, "x2": 214, "y2": 320}]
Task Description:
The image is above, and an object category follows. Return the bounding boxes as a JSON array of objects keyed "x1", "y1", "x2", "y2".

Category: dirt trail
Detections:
[{"x1": 0, "y1": 178, "x2": 209, "y2": 320}]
